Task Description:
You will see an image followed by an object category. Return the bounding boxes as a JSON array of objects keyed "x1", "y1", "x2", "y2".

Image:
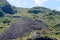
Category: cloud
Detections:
[
  {"x1": 34, "y1": 0, "x2": 47, "y2": 6},
  {"x1": 7, "y1": 0, "x2": 20, "y2": 7},
  {"x1": 7, "y1": 0, "x2": 48, "y2": 7},
  {"x1": 56, "y1": 0, "x2": 60, "y2": 2},
  {"x1": 57, "y1": 6, "x2": 60, "y2": 11},
  {"x1": 7, "y1": 0, "x2": 27, "y2": 7},
  {"x1": 56, "y1": 0, "x2": 60, "y2": 1}
]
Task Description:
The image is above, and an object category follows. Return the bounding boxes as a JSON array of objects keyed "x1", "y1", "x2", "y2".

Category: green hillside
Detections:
[{"x1": 0, "y1": 0, "x2": 60, "y2": 40}]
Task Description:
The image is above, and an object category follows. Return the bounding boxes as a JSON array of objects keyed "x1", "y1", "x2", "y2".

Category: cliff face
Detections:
[{"x1": 0, "y1": 0, "x2": 17, "y2": 15}]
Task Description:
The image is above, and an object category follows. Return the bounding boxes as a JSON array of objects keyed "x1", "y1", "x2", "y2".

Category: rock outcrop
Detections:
[{"x1": 0, "y1": 17, "x2": 49, "y2": 40}]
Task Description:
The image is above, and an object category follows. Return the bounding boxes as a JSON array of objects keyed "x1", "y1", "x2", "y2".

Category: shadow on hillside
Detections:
[{"x1": 27, "y1": 36, "x2": 57, "y2": 40}]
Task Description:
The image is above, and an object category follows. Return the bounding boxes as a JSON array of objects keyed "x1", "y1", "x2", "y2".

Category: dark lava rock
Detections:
[
  {"x1": 0, "y1": 17, "x2": 49, "y2": 40},
  {"x1": 12, "y1": 16, "x2": 21, "y2": 18},
  {"x1": 27, "y1": 38, "x2": 32, "y2": 40},
  {"x1": 1, "y1": 5, "x2": 16, "y2": 14},
  {"x1": 0, "y1": 11, "x2": 4, "y2": 17}
]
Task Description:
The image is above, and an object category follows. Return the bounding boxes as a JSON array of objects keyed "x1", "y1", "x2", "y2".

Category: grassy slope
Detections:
[
  {"x1": 0, "y1": 4, "x2": 60, "y2": 40},
  {"x1": 12, "y1": 7, "x2": 60, "y2": 40}
]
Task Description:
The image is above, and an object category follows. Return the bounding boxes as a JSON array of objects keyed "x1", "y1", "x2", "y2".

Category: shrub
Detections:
[
  {"x1": 0, "y1": 27, "x2": 5, "y2": 29},
  {"x1": 3, "y1": 19, "x2": 11, "y2": 25}
]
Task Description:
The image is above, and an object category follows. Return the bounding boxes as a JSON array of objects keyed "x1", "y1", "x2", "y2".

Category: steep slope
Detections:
[
  {"x1": 0, "y1": 0, "x2": 60, "y2": 40},
  {"x1": 0, "y1": 0, "x2": 17, "y2": 33},
  {"x1": 0, "y1": 0, "x2": 17, "y2": 15},
  {"x1": 0, "y1": 17, "x2": 49, "y2": 40}
]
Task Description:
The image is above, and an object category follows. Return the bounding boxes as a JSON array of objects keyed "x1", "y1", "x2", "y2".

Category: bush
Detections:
[
  {"x1": 3, "y1": 19, "x2": 11, "y2": 25},
  {"x1": 0, "y1": 27, "x2": 5, "y2": 29}
]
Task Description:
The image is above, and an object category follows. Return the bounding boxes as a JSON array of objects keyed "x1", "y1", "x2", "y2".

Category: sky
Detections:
[{"x1": 7, "y1": 0, "x2": 60, "y2": 11}]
